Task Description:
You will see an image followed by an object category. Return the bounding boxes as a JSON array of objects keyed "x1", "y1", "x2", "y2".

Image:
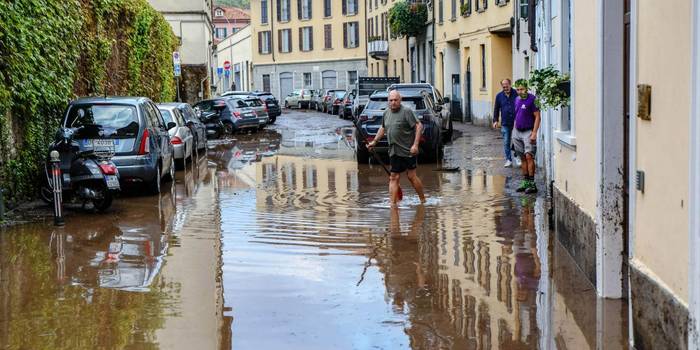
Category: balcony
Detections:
[{"x1": 368, "y1": 40, "x2": 389, "y2": 60}]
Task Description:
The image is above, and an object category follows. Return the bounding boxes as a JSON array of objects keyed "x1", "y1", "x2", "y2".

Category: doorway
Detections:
[
  {"x1": 279, "y1": 72, "x2": 293, "y2": 101},
  {"x1": 464, "y1": 58, "x2": 472, "y2": 123},
  {"x1": 451, "y1": 74, "x2": 463, "y2": 121}
]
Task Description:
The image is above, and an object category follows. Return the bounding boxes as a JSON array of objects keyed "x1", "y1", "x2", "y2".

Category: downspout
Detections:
[
  {"x1": 365, "y1": 0, "x2": 369, "y2": 71},
  {"x1": 528, "y1": 0, "x2": 538, "y2": 52},
  {"x1": 689, "y1": 0, "x2": 700, "y2": 347},
  {"x1": 627, "y1": 0, "x2": 638, "y2": 346}
]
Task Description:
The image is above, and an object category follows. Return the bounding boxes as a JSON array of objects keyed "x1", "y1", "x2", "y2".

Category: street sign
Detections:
[
  {"x1": 174, "y1": 63, "x2": 181, "y2": 77},
  {"x1": 217, "y1": 67, "x2": 224, "y2": 76},
  {"x1": 172, "y1": 51, "x2": 181, "y2": 64},
  {"x1": 224, "y1": 61, "x2": 231, "y2": 71},
  {"x1": 173, "y1": 51, "x2": 182, "y2": 77}
]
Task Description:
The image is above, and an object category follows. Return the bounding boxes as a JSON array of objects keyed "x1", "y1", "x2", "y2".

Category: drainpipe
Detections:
[
  {"x1": 627, "y1": 0, "x2": 638, "y2": 347},
  {"x1": 688, "y1": 0, "x2": 700, "y2": 348},
  {"x1": 365, "y1": 0, "x2": 369, "y2": 70}
]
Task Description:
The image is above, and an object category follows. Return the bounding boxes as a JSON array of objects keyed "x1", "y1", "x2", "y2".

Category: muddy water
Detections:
[{"x1": 0, "y1": 112, "x2": 627, "y2": 349}]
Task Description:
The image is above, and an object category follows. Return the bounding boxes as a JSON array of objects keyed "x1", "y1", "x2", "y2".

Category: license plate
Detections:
[
  {"x1": 105, "y1": 175, "x2": 120, "y2": 189},
  {"x1": 259, "y1": 119, "x2": 266, "y2": 124}
]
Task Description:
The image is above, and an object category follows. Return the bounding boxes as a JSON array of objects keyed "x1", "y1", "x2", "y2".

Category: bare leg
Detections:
[
  {"x1": 406, "y1": 169, "x2": 426, "y2": 203},
  {"x1": 520, "y1": 154, "x2": 528, "y2": 176},
  {"x1": 526, "y1": 153, "x2": 535, "y2": 177},
  {"x1": 389, "y1": 173, "x2": 401, "y2": 207}
]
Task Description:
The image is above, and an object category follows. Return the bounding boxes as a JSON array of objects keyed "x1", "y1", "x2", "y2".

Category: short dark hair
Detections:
[{"x1": 514, "y1": 79, "x2": 529, "y2": 88}]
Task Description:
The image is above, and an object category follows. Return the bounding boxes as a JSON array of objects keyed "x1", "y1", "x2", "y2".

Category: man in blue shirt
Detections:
[{"x1": 492, "y1": 79, "x2": 517, "y2": 167}]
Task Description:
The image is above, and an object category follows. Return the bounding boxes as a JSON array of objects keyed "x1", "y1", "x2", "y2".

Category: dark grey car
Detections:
[
  {"x1": 62, "y1": 97, "x2": 176, "y2": 194},
  {"x1": 243, "y1": 97, "x2": 270, "y2": 128}
]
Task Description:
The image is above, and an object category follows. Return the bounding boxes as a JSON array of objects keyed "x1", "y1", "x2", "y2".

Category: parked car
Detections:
[
  {"x1": 388, "y1": 83, "x2": 453, "y2": 141},
  {"x1": 161, "y1": 102, "x2": 207, "y2": 151},
  {"x1": 353, "y1": 77, "x2": 400, "y2": 119},
  {"x1": 309, "y1": 89, "x2": 323, "y2": 110},
  {"x1": 284, "y1": 89, "x2": 312, "y2": 109},
  {"x1": 250, "y1": 91, "x2": 281, "y2": 123},
  {"x1": 243, "y1": 97, "x2": 270, "y2": 129},
  {"x1": 320, "y1": 89, "x2": 342, "y2": 113},
  {"x1": 355, "y1": 90, "x2": 443, "y2": 163},
  {"x1": 328, "y1": 90, "x2": 347, "y2": 115},
  {"x1": 193, "y1": 97, "x2": 260, "y2": 134},
  {"x1": 157, "y1": 105, "x2": 194, "y2": 169},
  {"x1": 61, "y1": 97, "x2": 175, "y2": 194},
  {"x1": 221, "y1": 90, "x2": 251, "y2": 97},
  {"x1": 340, "y1": 88, "x2": 356, "y2": 120}
]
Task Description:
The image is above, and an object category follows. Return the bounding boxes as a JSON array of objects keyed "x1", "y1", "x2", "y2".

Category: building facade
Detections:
[
  {"x1": 215, "y1": 25, "x2": 253, "y2": 94},
  {"x1": 434, "y1": 0, "x2": 513, "y2": 125},
  {"x1": 147, "y1": 0, "x2": 215, "y2": 103},
  {"x1": 213, "y1": 5, "x2": 251, "y2": 43},
  {"x1": 250, "y1": 0, "x2": 368, "y2": 101},
  {"x1": 528, "y1": 0, "x2": 700, "y2": 348}
]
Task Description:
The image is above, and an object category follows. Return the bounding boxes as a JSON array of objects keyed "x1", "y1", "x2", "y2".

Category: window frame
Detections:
[
  {"x1": 324, "y1": 24, "x2": 333, "y2": 49},
  {"x1": 261, "y1": 0, "x2": 269, "y2": 24},
  {"x1": 303, "y1": 72, "x2": 312, "y2": 87}
]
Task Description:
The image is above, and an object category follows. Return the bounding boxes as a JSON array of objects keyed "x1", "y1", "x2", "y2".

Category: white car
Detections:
[{"x1": 157, "y1": 105, "x2": 194, "y2": 169}]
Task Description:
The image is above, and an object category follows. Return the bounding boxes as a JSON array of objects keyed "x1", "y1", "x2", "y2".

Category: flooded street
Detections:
[{"x1": 0, "y1": 110, "x2": 628, "y2": 349}]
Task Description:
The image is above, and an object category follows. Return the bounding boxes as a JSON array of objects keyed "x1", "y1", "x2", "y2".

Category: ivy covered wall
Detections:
[{"x1": 0, "y1": 0, "x2": 177, "y2": 204}]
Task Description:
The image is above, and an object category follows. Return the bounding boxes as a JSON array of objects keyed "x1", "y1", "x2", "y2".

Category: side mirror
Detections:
[
  {"x1": 167, "y1": 122, "x2": 177, "y2": 130},
  {"x1": 443, "y1": 97, "x2": 450, "y2": 103}
]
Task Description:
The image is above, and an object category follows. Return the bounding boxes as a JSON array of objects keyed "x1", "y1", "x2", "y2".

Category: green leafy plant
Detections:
[
  {"x1": 460, "y1": 2, "x2": 472, "y2": 16},
  {"x1": 528, "y1": 66, "x2": 570, "y2": 110},
  {"x1": 388, "y1": 1, "x2": 428, "y2": 38}
]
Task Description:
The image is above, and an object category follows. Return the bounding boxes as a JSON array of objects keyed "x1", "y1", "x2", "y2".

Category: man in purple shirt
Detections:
[{"x1": 511, "y1": 79, "x2": 541, "y2": 194}]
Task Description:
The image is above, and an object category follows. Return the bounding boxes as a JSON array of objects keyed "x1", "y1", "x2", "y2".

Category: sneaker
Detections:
[
  {"x1": 525, "y1": 182, "x2": 538, "y2": 194},
  {"x1": 504, "y1": 160, "x2": 513, "y2": 168},
  {"x1": 514, "y1": 158, "x2": 522, "y2": 167},
  {"x1": 516, "y1": 180, "x2": 529, "y2": 192}
]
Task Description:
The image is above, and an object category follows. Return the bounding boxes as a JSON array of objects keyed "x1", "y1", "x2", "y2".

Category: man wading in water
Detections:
[{"x1": 368, "y1": 90, "x2": 426, "y2": 206}]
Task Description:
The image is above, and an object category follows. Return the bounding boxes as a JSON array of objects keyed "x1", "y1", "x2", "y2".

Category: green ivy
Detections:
[
  {"x1": 388, "y1": 1, "x2": 428, "y2": 39},
  {"x1": 0, "y1": 0, "x2": 177, "y2": 204}
]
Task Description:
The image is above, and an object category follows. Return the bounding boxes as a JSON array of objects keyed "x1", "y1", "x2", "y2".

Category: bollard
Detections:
[{"x1": 50, "y1": 150, "x2": 64, "y2": 226}]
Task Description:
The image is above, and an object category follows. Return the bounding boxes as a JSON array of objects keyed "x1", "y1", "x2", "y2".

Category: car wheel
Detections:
[
  {"x1": 269, "y1": 117, "x2": 276, "y2": 124},
  {"x1": 147, "y1": 163, "x2": 161, "y2": 195},
  {"x1": 223, "y1": 122, "x2": 234, "y2": 135},
  {"x1": 444, "y1": 119, "x2": 454, "y2": 143},
  {"x1": 167, "y1": 155, "x2": 176, "y2": 181},
  {"x1": 92, "y1": 191, "x2": 113, "y2": 212},
  {"x1": 297, "y1": 101, "x2": 302, "y2": 109}
]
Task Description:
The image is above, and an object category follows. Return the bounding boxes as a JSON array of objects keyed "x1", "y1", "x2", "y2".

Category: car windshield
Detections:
[
  {"x1": 365, "y1": 100, "x2": 388, "y2": 111},
  {"x1": 158, "y1": 109, "x2": 176, "y2": 125},
  {"x1": 245, "y1": 99, "x2": 263, "y2": 107},
  {"x1": 65, "y1": 104, "x2": 139, "y2": 138}
]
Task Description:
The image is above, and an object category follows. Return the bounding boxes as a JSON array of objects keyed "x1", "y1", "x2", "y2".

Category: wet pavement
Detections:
[{"x1": 0, "y1": 110, "x2": 628, "y2": 349}]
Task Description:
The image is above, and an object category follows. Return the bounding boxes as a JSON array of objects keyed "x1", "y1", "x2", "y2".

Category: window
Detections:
[
  {"x1": 348, "y1": 71, "x2": 357, "y2": 85},
  {"x1": 438, "y1": 0, "x2": 444, "y2": 23},
  {"x1": 258, "y1": 31, "x2": 272, "y2": 54},
  {"x1": 303, "y1": 72, "x2": 312, "y2": 87},
  {"x1": 216, "y1": 28, "x2": 227, "y2": 39},
  {"x1": 343, "y1": 0, "x2": 359, "y2": 15},
  {"x1": 369, "y1": 0, "x2": 373, "y2": 11},
  {"x1": 451, "y1": 0, "x2": 457, "y2": 20},
  {"x1": 299, "y1": 0, "x2": 312, "y2": 19},
  {"x1": 343, "y1": 22, "x2": 359, "y2": 48},
  {"x1": 277, "y1": 0, "x2": 291, "y2": 21},
  {"x1": 324, "y1": 24, "x2": 332, "y2": 49},
  {"x1": 215, "y1": 8, "x2": 224, "y2": 17},
  {"x1": 324, "y1": 0, "x2": 332, "y2": 17},
  {"x1": 393, "y1": 59, "x2": 397, "y2": 77},
  {"x1": 368, "y1": 18, "x2": 373, "y2": 38},
  {"x1": 496, "y1": 0, "x2": 507, "y2": 6},
  {"x1": 263, "y1": 74, "x2": 271, "y2": 92},
  {"x1": 299, "y1": 26, "x2": 313, "y2": 51},
  {"x1": 476, "y1": 0, "x2": 487, "y2": 12},
  {"x1": 480, "y1": 44, "x2": 486, "y2": 88},
  {"x1": 381, "y1": 13, "x2": 386, "y2": 40},
  {"x1": 461, "y1": 0, "x2": 472, "y2": 16},
  {"x1": 279, "y1": 29, "x2": 292, "y2": 53},
  {"x1": 261, "y1": 0, "x2": 269, "y2": 24}
]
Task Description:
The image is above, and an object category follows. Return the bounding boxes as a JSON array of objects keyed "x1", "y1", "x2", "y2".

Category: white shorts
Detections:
[{"x1": 512, "y1": 128, "x2": 536, "y2": 157}]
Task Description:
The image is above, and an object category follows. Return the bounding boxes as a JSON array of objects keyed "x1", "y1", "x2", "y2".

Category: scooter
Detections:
[{"x1": 39, "y1": 125, "x2": 121, "y2": 212}]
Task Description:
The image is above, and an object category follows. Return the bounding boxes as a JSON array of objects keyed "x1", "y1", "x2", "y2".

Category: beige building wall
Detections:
[
  {"x1": 553, "y1": 0, "x2": 598, "y2": 219},
  {"x1": 366, "y1": 0, "x2": 409, "y2": 82},
  {"x1": 633, "y1": 0, "x2": 692, "y2": 302},
  {"x1": 434, "y1": 0, "x2": 512, "y2": 124},
  {"x1": 215, "y1": 25, "x2": 253, "y2": 94}
]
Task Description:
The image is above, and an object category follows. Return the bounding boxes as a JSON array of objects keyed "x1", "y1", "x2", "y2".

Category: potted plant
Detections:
[
  {"x1": 388, "y1": 0, "x2": 428, "y2": 38},
  {"x1": 461, "y1": 3, "x2": 471, "y2": 17},
  {"x1": 528, "y1": 66, "x2": 571, "y2": 110}
]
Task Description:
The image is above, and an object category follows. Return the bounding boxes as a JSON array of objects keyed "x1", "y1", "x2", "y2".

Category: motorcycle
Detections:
[{"x1": 40, "y1": 125, "x2": 121, "y2": 212}]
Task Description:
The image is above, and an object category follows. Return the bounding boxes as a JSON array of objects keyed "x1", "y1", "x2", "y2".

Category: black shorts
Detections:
[{"x1": 390, "y1": 155, "x2": 417, "y2": 173}]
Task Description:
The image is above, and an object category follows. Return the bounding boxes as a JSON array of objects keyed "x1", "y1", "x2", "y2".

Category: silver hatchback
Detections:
[{"x1": 157, "y1": 105, "x2": 194, "y2": 168}]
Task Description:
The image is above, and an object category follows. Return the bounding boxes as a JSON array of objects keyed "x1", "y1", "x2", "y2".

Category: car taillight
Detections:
[
  {"x1": 98, "y1": 162, "x2": 117, "y2": 175},
  {"x1": 232, "y1": 111, "x2": 242, "y2": 119},
  {"x1": 334, "y1": 99, "x2": 341, "y2": 105},
  {"x1": 171, "y1": 136, "x2": 183, "y2": 145},
  {"x1": 138, "y1": 129, "x2": 150, "y2": 155}
]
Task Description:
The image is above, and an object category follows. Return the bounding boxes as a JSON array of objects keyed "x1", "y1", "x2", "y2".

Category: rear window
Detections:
[
  {"x1": 245, "y1": 99, "x2": 263, "y2": 107},
  {"x1": 365, "y1": 100, "x2": 388, "y2": 111},
  {"x1": 391, "y1": 87, "x2": 433, "y2": 98},
  {"x1": 158, "y1": 109, "x2": 178, "y2": 125},
  {"x1": 65, "y1": 104, "x2": 139, "y2": 138},
  {"x1": 228, "y1": 99, "x2": 249, "y2": 108},
  {"x1": 257, "y1": 94, "x2": 275, "y2": 101},
  {"x1": 334, "y1": 91, "x2": 346, "y2": 98},
  {"x1": 401, "y1": 98, "x2": 427, "y2": 110}
]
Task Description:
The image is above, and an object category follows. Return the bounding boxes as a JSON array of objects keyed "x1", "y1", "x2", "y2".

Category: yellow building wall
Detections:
[
  {"x1": 434, "y1": 1, "x2": 512, "y2": 122},
  {"x1": 367, "y1": 1, "x2": 409, "y2": 81},
  {"x1": 251, "y1": 0, "x2": 367, "y2": 65},
  {"x1": 553, "y1": 0, "x2": 598, "y2": 218},
  {"x1": 634, "y1": 0, "x2": 691, "y2": 302}
]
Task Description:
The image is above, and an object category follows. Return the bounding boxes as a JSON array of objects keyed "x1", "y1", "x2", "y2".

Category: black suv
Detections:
[
  {"x1": 250, "y1": 91, "x2": 281, "y2": 123},
  {"x1": 62, "y1": 97, "x2": 176, "y2": 194}
]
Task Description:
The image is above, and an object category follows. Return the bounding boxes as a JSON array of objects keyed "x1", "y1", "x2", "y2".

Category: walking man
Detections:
[
  {"x1": 492, "y1": 79, "x2": 517, "y2": 167},
  {"x1": 512, "y1": 79, "x2": 541, "y2": 194},
  {"x1": 368, "y1": 90, "x2": 426, "y2": 206}
]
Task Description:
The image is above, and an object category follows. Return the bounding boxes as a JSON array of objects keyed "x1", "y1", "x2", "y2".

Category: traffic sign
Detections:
[
  {"x1": 173, "y1": 52, "x2": 181, "y2": 64},
  {"x1": 217, "y1": 67, "x2": 224, "y2": 76},
  {"x1": 224, "y1": 61, "x2": 231, "y2": 71},
  {"x1": 174, "y1": 63, "x2": 181, "y2": 77}
]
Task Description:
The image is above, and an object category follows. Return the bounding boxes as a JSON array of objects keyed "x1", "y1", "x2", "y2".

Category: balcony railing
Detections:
[{"x1": 368, "y1": 40, "x2": 389, "y2": 59}]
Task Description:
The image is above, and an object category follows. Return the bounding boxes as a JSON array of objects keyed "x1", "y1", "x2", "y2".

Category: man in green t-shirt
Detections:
[{"x1": 368, "y1": 90, "x2": 426, "y2": 206}]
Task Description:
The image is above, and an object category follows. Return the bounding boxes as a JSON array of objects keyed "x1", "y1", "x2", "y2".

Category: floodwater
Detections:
[{"x1": 0, "y1": 111, "x2": 628, "y2": 349}]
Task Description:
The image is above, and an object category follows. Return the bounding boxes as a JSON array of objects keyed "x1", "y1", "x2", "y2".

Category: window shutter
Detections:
[
  {"x1": 278, "y1": 30, "x2": 282, "y2": 52},
  {"x1": 343, "y1": 23, "x2": 348, "y2": 48},
  {"x1": 354, "y1": 22, "x2": 359, "y2": 48},
  {"x1": 309, "y1": 28, "x2": 314, "y2": 50},
  {"x1": 324, "y1": 24, "x2": 331, "y2": 49},
  {"x1": 299, "y1": 28, "x2": 303, "y2": 51},
  {"x1": 297, "y1": 0, "x2": 302, "y2": 19},
  {"x1": 277, "y1": 0, "x2": 281, "y2": 21},
  {"x1": 342, "y1": 0, "x2": 347, "y2": 15},
  {"x1": 258, "y1": 32, "x2": 263, "y2": 54}
]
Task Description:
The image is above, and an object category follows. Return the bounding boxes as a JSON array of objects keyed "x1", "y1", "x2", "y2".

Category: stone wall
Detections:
[{"x1": 553, "y1": 186, "x2": 597, "y2": 285}]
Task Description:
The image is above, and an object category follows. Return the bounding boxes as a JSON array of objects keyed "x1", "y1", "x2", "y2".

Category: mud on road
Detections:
[{"x1": 0, "y1": 110, "x2": 627, "y2": 349}]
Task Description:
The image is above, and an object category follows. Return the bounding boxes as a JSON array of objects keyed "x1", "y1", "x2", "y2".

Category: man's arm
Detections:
[
  {"x1": 410, "y1": 121, "x2": 423, "y2": 155},
  {"x1": 368, "y1": 126, "x2": 385, "y2": 149},
  {"x1": 530, "y1": 110, "x2": 541, "y2": 143},
  {"x1": 493, "y1": 94, "x2": 501, "y2": 128}
]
